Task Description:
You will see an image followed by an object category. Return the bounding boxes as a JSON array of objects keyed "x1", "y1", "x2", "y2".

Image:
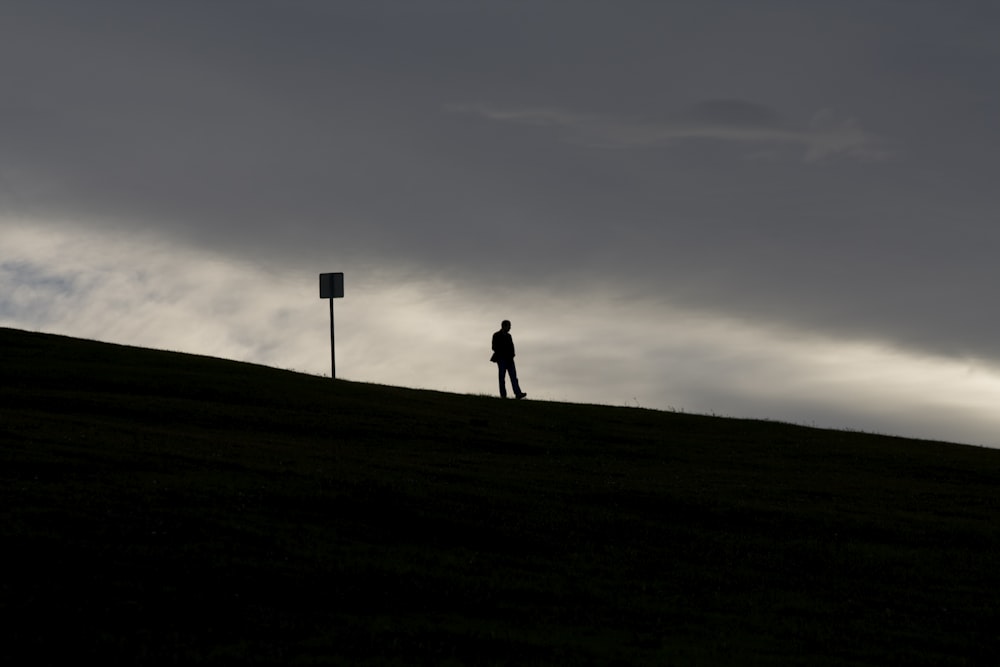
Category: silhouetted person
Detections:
[{"x1": 491, "y1": 319, "x2": 526, "y2": 399}]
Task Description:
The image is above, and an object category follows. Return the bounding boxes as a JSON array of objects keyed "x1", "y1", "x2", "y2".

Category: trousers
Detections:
[{"x1": 497, "y1": 358, "x2": 523, "y2": 398}]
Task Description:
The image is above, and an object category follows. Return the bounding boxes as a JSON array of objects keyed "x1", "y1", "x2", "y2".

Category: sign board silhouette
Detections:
[{"x1": 319, "y1": 273, "x2": 344, "y2": 378}]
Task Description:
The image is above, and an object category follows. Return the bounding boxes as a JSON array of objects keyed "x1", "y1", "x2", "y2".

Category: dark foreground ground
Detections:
[{"x1": 2, "y1": 327, "x2": 1000, "y2": 665}]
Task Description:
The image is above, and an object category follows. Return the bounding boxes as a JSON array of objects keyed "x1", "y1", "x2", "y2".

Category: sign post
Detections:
[{"x1": 319, "y1": 272, "x2": 344, "y2": 378}]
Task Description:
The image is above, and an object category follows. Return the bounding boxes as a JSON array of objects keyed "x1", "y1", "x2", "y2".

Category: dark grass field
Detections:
[{"x1": 3, "y1": 327, "x2": 1000, "y2": 665}]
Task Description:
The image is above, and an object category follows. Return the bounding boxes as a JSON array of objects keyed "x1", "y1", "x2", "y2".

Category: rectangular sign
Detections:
[{"x1": 319, "y1": 272, "x2": 344, "y2": 299}]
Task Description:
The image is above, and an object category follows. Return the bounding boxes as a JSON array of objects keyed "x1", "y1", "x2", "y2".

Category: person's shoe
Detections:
[{"x1": 515, "y1": 392, "x2": 527, "y2": 399}]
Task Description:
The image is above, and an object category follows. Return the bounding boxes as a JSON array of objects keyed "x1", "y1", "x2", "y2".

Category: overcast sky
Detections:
[{"x1": 4, "y1": 0, "x2": 1000, "y2": 447}]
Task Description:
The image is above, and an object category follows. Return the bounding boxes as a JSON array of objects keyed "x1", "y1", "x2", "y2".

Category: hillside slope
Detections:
[{"x1": 3, "y1": 327, "x2": 999, "y2": 665}]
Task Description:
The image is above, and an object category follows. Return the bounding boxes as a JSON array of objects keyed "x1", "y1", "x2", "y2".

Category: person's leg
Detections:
[
  {"x1": 497, "y1": 360, "x2": 508, "y2": 398},
  {"x1": 508, "y1": 360, "x2": 525, "y2": 398}
]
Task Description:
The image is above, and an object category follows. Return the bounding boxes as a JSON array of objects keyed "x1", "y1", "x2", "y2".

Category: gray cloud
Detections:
[{"x1": 455, "y1": 98, "x2": 887, "y2": 160}]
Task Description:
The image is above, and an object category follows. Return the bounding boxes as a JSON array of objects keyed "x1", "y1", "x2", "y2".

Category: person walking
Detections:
[{"x1": 491, "y1": 319, "x2": 527, "y2": 399}]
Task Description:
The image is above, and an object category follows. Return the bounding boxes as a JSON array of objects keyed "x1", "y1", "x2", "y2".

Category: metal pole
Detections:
[{"x1": 329, "y1": 297, "x2": 336, "y2": 379}]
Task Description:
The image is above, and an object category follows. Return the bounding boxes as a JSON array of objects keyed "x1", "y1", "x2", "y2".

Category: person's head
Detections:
[{"x1": 501, "y1": 320, "x2": 511, "y2": 332}]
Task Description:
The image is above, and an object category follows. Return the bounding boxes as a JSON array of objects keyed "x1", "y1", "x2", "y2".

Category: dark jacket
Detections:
[{"x1": 491, "y1": 330, "x2": 515, "y2": 361}]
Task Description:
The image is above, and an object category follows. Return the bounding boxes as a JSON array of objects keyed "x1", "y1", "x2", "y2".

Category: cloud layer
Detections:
[{"x1": 456, "y1": 100, "x2": 886, "y2": 161}]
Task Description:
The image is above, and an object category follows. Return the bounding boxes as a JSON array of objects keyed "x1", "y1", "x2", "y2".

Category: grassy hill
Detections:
[{"x1": 3, "y1": 326, "x2": 999, "y2": 665}]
